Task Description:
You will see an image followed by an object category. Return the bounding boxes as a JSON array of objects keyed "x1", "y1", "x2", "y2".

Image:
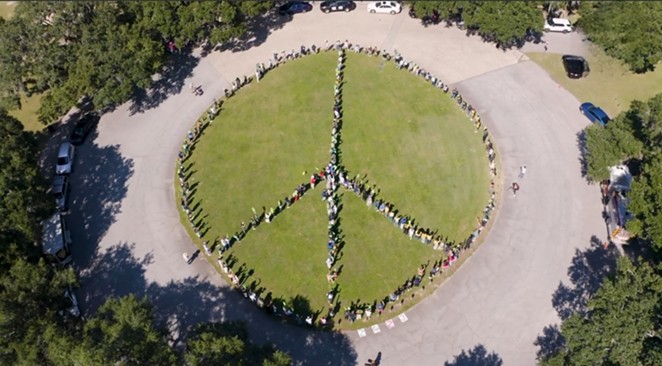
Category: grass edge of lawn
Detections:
[{"x1": 525, "y1": 47, "x2": 662, "y2": 118}]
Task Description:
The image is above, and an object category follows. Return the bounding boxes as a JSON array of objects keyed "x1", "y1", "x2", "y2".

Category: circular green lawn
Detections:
[{"x1": 181, "y1": 51, "x2": 490, "y2": 328}]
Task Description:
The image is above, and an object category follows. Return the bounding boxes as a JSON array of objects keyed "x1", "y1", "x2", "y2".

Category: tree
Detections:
[
  {"x1": 541, "y1": 257, "x2": 662, "y2": 365},
  {"x1": 0, "y1": 110, "x2": 52, "y2": 259},
  {"x1": 462, "y1": 1, "x2": 543, "y2": 48},
  {"x1": 184, "y1": 321, "x2": 292, "y2": 366},
  {"x1": 0, "y1": 259, "x2": 77, "y2": 365},
  {"x1": 628, "y1": 153, "x2": 662, "y2": 252},
  {"x1": 1, "y1": 1, "x2": 276, "y2": 124},
  {"x1": 74, "y1": 294, "x2": 177, "y2": 366},
  {"x1": 578, "y1": 2, "x2": 662, "y2": 73},
  {"x1": 407, "y1": 1, "x2": 544, "y2": 48},
  {"x1": 583, "y1": 113, "x2": 644, "y2": 181}
]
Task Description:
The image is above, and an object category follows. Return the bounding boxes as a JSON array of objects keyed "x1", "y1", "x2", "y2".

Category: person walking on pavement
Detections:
[
  {"x1": 512, "y1": 182, "x2": 520, "y2": 197},
  {"x1": 519, "y1": 165, "x2": 527, "y2": 178},
  {"x1": 182, "y1": 252, "x2": 191, "y2": 264}
]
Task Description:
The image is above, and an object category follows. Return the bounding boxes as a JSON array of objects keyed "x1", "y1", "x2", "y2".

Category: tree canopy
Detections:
[
  {"x1": 0, "y1": 1, "x2": 274, "y2": 124},
  {"x1": 184, "y1": 321, "x2": 292, "y2": 366},
  {"x1": 0, "y1": 110, "x2": 52, "y2": 261},
  {"x1": 584, "y1": 93, "x2": 662, "y2": 252},
  {"x1": 407, "y1": 1, "x2": 544, "y2": 48},
  {"x1": 541, "y1": 257, "x2": 662, "y2": 365},
  {"x1": 578, "y1": 1, "x2": 662, "y2": 73}
]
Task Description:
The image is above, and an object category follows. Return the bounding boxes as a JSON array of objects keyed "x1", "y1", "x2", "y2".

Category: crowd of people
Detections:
[
  {"x1": 178, "y1": 40, "x2": 501, "y2": 327},
  {"x1": 178, "y1": 107, "x2": 218, "y2": 242}
]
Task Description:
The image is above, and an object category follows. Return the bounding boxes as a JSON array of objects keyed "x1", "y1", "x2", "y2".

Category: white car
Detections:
[
  {"x1": 544, "y1": 18, "x2": 573, "y2": 33},
  {"x1": 367, "y1": 1, "x2": 401, "y2": 14}
]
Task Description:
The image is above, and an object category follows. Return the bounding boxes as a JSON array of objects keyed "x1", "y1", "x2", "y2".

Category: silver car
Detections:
[{"x1": 55, "y1": 142, "x2": 75, "y2": 175}]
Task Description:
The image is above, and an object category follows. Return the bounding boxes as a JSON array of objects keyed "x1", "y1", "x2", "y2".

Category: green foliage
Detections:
[
  {"x1": 462, "y1": 1, "x2": 543, "y2": 47},
  {"x1": 628, "y1": 153, "x2": 662, "y2": 251},
  {"x1": 0, "y1": 110, "x2": 52, "y2": 257},
  {"x1": 408, "y1": 0, "x2": 462, "y2": 20},
  {"x1": 584, "y1": 113, "x2": 644, "y2": 181},
  {"x1": 0, "y1": 1, "x2": 275, "y2": 124},
  {"x1": 584, "y1": 92, "x2": 662, "y2": 252},
  {"x1": 78, "y1": 295, "x2": 177, "y2": 366},
  {"x1": 543, "y1": 257, "x2": 662, "y2": 365},
  {"x1": 584, "y1": 94, "x2": 662, "y2": 247},
  {"x1": 184, "y1": 321, "x2": 292, "y2": 366},
  {"x1": 407, "y1": 1, "x2": 543, "y2": 48},
  {"x1": 0, "y1": 259, "x2": 77, "y2": 365},
  {"x1": 579, "y1": 1, "x2": 662, "y2": 73}
]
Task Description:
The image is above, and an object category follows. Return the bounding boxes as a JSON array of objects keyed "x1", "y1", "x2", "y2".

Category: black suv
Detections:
[{"x1": 562, "y1": 55, "x2": 590, "y2": 79}]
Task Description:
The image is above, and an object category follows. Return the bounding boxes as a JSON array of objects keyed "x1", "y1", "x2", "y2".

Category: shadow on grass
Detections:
[
  {"x1": 534, "y1": 235, "x2": 620, "y2": 361},
  {"x1": 79, "y1": 242, "x2": 358, "y2": 365},
  {"x1": 444, "y1": 344, "x2": 503, "y2": 366}
]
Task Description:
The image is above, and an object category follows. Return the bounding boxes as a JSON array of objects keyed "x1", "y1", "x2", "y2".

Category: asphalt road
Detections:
[{"x1": 44, "y1": 6, "x2": 607, "y2": 366}]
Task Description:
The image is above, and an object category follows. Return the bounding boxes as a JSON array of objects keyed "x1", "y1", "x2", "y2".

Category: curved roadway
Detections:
[{"x1": 62, "y1": 7, "x2": 606, "y2": 366}]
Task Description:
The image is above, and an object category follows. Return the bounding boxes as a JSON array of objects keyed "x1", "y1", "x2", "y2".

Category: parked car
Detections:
[
  {"x1": 69, "y1": 112, "x2": 99, "y2": 145},
  {"x1": 562, "y1": 55, "x2": 590, "y2": 79},
  {"x1": 580, "y1": 102, "x2": 610, "y2": 126},
  {"x1": 278, "y1": 1, "x2": 312, "y2": 15},
  {"x1": 52, "y1": 175, "x2": 70, "y2": 212},
  {"x1": 55, "y1": 142, "x2": 75, "y2": 175},
  {"x1": 544, "y1": 17, "x2": 573, "y2": 33},
  {"x1": 320, "y1": 0, "x2": 356, "y2": 13},
  {"x1": 367, "y1": 1, "x2": 401, "y2": 14},
  {"x1": 41, "y1": 213, "x2": 73, "y2": 266}
]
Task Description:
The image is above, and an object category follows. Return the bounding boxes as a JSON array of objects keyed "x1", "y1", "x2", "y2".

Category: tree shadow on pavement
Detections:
[
  {"x1": 78, "y1": 242, "x2": 151, "y2": 312},
  {"x1": 67, "y1": 140, "x2": 134, "y2": 271},
  {"x1": 79, "y1": 241, "x2": 358, "y2": 366},
  {"x1": 217, "y1": 11, "x2": 292, "y2": 53},
  {"x1": 575, "y1": 130, "x2": 590, "y2": 182},
  {"x1": 443, "y1": 344, "x2": 503, "y2": 366},
  {"x1": 129, "y1": 51, "x2": 200, "y2": 115},
  {"x1": 551, "y1": 235, "x2": 619, "y2": 320},
  {"x1": 533, "y1": 324, "x2": 565, "y2": 362},
  {"x1": 534, "y1": 235, "x2": 620, "y2": 361}
]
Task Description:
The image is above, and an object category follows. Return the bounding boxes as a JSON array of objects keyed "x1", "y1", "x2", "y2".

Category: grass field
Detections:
[
  {"x1": 0, "y1": 1, "x2": 16, "y2": 19},
  {"x1": 183, "y1": 51, "x2": 489, "y2": 328},
  {"x1": 527, "y1": 47, "x2": 662, "y2": 118},
  {"x1": 8, "y1": 93, "x2": 44, "y2": 132}
]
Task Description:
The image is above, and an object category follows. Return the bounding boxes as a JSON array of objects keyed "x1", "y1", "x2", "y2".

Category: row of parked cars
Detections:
[
  {"x1": 278, "y1": 1, "x2": 402, "y2": 15},
  {"x1": 44, "y1": 112, "x2": 100, "y2": 320},
  {"x1": 52, "y1": 112, "x2": 99, "y2": 212},
  {"x1": 545, "y1": 15, "x2": 611, "y2": 127}
]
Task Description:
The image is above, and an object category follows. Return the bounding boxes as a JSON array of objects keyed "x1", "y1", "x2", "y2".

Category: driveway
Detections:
[{"x1": 59, "y1": 7, "x2": 606, "y2": 366}]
